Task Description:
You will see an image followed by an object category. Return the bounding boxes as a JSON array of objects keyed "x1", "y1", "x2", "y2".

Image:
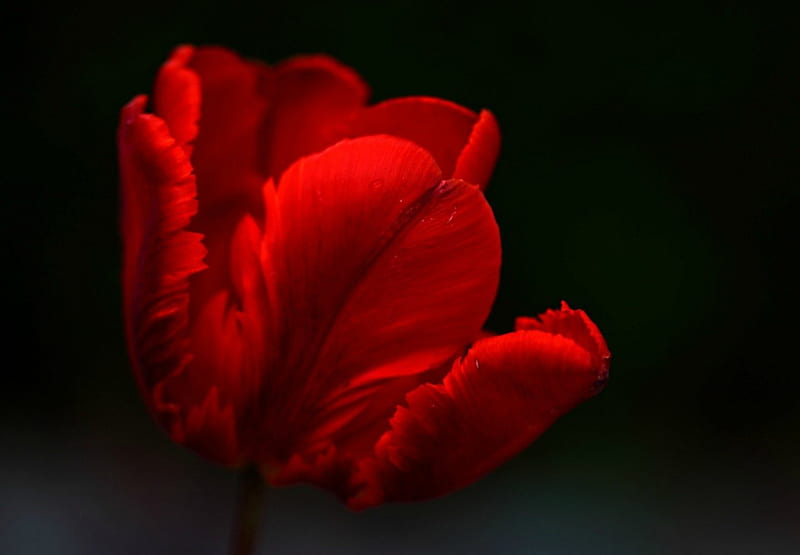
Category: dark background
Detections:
[{"x1": 4, "y1": 1, "x2": 799, "y2": 553}]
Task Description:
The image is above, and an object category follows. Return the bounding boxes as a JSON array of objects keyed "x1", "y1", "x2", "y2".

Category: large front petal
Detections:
[
  {"x1": 348, "y1": 304, "x2": 610, "y2": 509},
  {"x1": 256, "y1": 135, "x2": 501, "y2": 461}
]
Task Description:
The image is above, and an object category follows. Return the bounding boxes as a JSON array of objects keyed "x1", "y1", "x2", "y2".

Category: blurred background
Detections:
[{"x1": 3, "y1": 1, "x2": 799, "y2": 553}]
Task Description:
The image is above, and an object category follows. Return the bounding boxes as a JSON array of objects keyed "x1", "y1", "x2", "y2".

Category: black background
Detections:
[{"x1": 3, "y1": 1, "x2": 799, "y2": 553}]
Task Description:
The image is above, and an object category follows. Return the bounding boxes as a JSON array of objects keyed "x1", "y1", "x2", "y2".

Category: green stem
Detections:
[{"x1": 229, "y1": 466, "x2": 265, "y2": 555}]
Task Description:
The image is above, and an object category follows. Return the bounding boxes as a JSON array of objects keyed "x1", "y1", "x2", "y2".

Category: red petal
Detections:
[
  {"x1": 347, "y1": 97, "x2": 492, "y2": 182},
  {"x1": 452, "y1": 109, "x2": 501, "y2": 190},
  {"x1": 158, "y1": 214, "x2": 274, "y2": 462},
  {"x1": 516, "y1": 301, "x2": 610, "y2": 378},
  {"x1": 348, "y1": 305, "x2": 610, "y2": 509},
  {"x1": 259, "y1": 136, "x2": 501, "y2": 459},
  {"x1": 187, "y1": 46, "x2": 272, "y2": 210},
  {"x1": 153, "y1": 45, "x2": 200, "y2": 150},
  {"x1": 117, "y1": 95, "x2": 207, "y2": 421},
  {"x1": 157, "y1": 46, "x2": 274, "y2": 325},
  {"x1": 263, "y1": 55, "x2": 369, "y2": 178},
  {"x1": 182, "y1": 386, "x2": 239, "y2": 465}
]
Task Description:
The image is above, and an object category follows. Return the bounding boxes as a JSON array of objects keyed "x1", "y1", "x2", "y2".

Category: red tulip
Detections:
[{"x1": 118, "y1": 45, "x2": 610, "y2": 510}]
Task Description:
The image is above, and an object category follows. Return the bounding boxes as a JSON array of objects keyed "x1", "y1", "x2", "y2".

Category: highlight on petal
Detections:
[
  {"x1": 258, "y1": 135, "x2": 501, "y2": 460},
  {"x1": 348, "y1": 304, "x2": 610, "y2": 509},
  {"x1": 117, "y1": 95, "x2": 207, "y2": 421},
  {"x1": 347, "y1": 97, "x2": 498, "y2": 186}
]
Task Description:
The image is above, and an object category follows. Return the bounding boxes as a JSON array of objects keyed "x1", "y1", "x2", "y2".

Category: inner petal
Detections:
[{"x1": 345, "y1": 97, "x2": 480, "y2": 178}]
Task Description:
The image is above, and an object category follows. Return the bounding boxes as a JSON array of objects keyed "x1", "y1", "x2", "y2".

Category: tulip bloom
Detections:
[{"x1": 118, "y1": 45, "x2": 610, "y2": 510}]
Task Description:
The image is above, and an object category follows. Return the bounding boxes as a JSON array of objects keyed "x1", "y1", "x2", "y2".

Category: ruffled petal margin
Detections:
[
  {"x1": 118, "y1": 95, "x2": 208, "y2": 426},
  {"x1": 346, "y1": 303, "x2": 609, "y2": 509},
  {"x1": 269, "y1": 303, "x2": 609, "y2": 509}
]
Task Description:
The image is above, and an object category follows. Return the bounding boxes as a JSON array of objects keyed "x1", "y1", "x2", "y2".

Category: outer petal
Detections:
[
  {"x1": 118, "y1": 96, "x2": 207, "y2": 424},
  {"x1": 452, "y1": 109, "x2": 501, "y2": 190},
  {"x1": 346, "y1": 97, "x2": 499, "y2": 188},
  {"x1": 348, "y1": 304, "x2": 610, "y2": 509},
  {"x1": 258, "y1": 136, "x2": 501, "y2": 460},
  {"x1": 516, "y1": 300, "x2": 610, "y2": 380}
]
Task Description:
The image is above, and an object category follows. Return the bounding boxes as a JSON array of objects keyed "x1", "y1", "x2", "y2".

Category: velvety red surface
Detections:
[{"x1": 118, "y1": 45, "x2": 609, "y2": 509}]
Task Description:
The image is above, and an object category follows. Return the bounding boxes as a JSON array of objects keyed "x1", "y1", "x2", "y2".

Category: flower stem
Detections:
[{"x1": 229, "y1": 465, "x2": 265, "y2": 555}]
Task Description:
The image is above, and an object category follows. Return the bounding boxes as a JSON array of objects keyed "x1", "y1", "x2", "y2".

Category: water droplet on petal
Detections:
[{"x1": 447, "y1": 207, "x2": 458, "y2": 224}]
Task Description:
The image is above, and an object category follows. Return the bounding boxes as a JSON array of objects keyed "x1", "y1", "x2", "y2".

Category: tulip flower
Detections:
[{"x1": 118, "y1": 44, "x2": 609, "y2": 549}]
